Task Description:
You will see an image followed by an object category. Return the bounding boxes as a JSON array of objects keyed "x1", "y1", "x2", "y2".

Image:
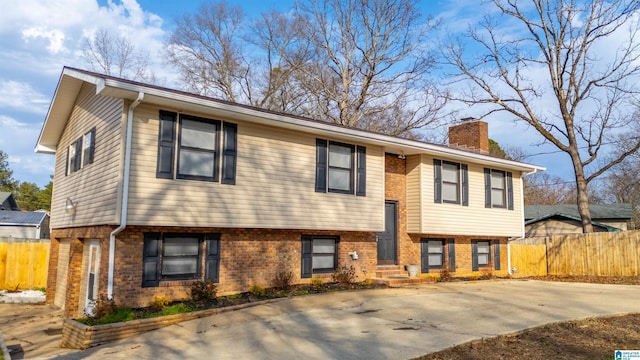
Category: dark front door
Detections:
[{"x1": 377, "y1": 201, "x2": 398, "y2": 265}]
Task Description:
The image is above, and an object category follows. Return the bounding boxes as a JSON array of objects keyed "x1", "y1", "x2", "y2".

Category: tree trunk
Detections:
[{"x1": 569, "y1": 150, "x2": 594, "y2": 233}]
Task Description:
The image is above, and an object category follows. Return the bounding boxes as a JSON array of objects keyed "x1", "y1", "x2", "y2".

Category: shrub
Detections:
[
  {"x1": 480, "y1": 269, "x2": 494, "y2": 279},
  {"x1": 272, "y1": 271, "x2": 294, "y2": 290},
  {"x1": 190, "y1": 280, "x2": 217, "y2": 302},
  {"x1": 249, "y1": 284, "x2": 266, "y2": 297},
  {"x1": 148, "y1": 296, "x2": 171, "y2": 311},
  {"x1": 310, "y1": 278, "x2": 323, "y2": 287},
  {"x1": 88, "y1": 294, "x2": 117, "y2": 319},
  {"x1": 332, "y1": 265, "x2": 356, "y2": 285},
  {"x1": 439, "y1": 268, "x2": 452, "y2": 282}
]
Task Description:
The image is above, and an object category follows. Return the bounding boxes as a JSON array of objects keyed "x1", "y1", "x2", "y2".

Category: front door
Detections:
[{"x1": 377, "y1": 201, "x2": 398, "y2": 265}]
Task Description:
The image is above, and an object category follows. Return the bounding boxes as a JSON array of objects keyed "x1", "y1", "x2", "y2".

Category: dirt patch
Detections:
[
  {"x1": 419, "y1": 275, "x2": 640, "y2": 360},
  {"x1": 419, "y1": 313, "x2": 640, "y2": 360}
]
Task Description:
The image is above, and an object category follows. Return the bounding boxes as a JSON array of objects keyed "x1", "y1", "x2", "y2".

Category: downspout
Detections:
[
  {"x1": 509, "y1": 168, "x2": 539, "y2": 275},
  {"x1": 108, "y1": 92, "x2": 144, "y2": 299}
]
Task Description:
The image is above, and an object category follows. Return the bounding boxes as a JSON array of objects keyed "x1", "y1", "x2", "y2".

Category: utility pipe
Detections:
[{"x1": 108, "y1": 92, "x2": 144, "y2": 299}]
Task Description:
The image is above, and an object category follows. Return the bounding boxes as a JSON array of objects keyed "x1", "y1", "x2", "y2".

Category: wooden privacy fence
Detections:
[
  {"x1": 510, "y1": 230, "x2": 640, "y2": 277},
  {"x1": 0, "y1": 237, "x2": 50, "y2": 290}
]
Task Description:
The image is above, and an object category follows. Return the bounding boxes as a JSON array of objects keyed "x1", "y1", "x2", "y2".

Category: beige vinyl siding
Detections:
[
  {"x1": 50, "y1": 83, "x2": 124, "y2": 229},
  {"x1": 406, "y1": 154, "x2": 422, "y2": 233},
  {"x1": 127, "y1": 105, "x2": 385, "y2": 231},
  {"x1": 408, "y1": 154, "x2": 524, "y2": 237}
]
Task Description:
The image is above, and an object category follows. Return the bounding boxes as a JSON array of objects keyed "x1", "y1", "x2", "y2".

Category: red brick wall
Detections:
[
  {"x1": 49, "y1": 225, "x2": 377, "y2": 312},
  {"x1": 48, "y1": 226, "x2": 117, "y2": 317},
  {"x1": 448, "y1": 121, "x2": 489, "y2": 153},
  {"x1": 384, "y1": 154, "x2": 509, "y2": 276}
]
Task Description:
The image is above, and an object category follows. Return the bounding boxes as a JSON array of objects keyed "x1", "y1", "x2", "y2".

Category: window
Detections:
[
  {"x1": 178, "y1": 117, "x2": 219, "y2": 181},
  {"x1": 484, "y1": 168, "x2": 514, "y2": 210},
  {"x1": 472, "y1": 240, "x2": 501, "y2": 271},
  {"x1": 156, "y1": 111, "x2": 237, "y2": 184},
  {"x1": 422, "y1": 240, "x2": 444, "y2": 271},
  {"x1": 66, "y1": 128, "x2": 96, "y2": 175},
  {"x1": 83, "y1": 129, "x2": 96, "y2": 166},
  {"x1": 315, "y1": 139, "x2": 366, "y2": 196},
  {"x1": 142, "y1": 233, "x2": 220, "y2": 287},
  {"x1": 434, "y1": 159, "x2": 468, "y2": 205},
  {"x1": 421, "y1": 238, "x2": 456, "y2": 273},
  {"x1": 301, "y1": 235, "x2": 339, "y2": 277},
  {"x1": 477, "y1": 241, "x2": 491, "y2": 267},
  {"x1": 442, "y1": 162, "x2": 460, "y2": 203}
]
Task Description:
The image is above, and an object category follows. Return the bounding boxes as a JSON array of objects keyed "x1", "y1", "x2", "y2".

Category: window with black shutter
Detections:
[
  {"x1": 315, "y1": 139, "x2": 366, "y2": 196},
  {"x1": 156, "y1": 111, "x2": 237, "y2": 185},
  {"x1": 434, "y1": 159, "x2": 468, "y2": 206}
]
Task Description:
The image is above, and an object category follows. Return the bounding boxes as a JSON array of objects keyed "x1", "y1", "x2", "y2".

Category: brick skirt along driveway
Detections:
[{"x1": 36, "y1": 280, "x2": 640, "y2": 359}]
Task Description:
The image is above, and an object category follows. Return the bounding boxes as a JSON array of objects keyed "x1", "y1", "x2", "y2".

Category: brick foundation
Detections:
[{"x1": 50, "y1": 225, "x2": 376, "y2": 314}]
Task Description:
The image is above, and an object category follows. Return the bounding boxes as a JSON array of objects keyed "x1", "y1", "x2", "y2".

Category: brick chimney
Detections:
[{"x1": 448, "y1": 119, "x2": 489, "y2": 153}]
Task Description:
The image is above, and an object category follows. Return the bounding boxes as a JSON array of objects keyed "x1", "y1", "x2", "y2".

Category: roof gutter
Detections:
[{"x1": 108, "y1": 91, "x2": 144, "y2": 299}]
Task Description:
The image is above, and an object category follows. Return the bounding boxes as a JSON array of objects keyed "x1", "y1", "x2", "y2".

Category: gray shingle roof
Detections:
[
  {"x1": 0, "y1": 192, "x2": 20, "y2": 211},
  {"x1": 0, "y1": 211, "x2": 48, "y2": 225},
  {"x1": 524, "y1": 204, "x2": 633, "y2": 220}
]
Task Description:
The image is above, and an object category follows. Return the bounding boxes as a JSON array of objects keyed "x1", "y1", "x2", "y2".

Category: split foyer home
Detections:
[{"x1": 37, "y1": 67, "x2": 545, "y2": 317}]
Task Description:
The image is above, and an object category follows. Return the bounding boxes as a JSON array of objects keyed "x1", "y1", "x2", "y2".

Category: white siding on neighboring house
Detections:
[
  {"x1": 407, "y1": 154, "x2": 524, "y2": 237},
  {"x1": 126, "y1": 105, "x2": 385, "y2": 232},
  {"x1": 50, "y1": 84, "x2": 124, "y2": 229},
  {"x1": 0, "y1": 226, "x2": 38, "y2": 238}
]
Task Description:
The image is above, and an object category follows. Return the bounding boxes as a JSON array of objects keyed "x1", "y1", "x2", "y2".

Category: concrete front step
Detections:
[{"x1": 372, "y1": 276, "x2": 436, "y2": 287}]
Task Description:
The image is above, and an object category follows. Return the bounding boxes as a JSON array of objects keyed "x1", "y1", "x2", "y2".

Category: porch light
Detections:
[{"x1": 65, "y1": 198, "x2": 77, "y2": 214}]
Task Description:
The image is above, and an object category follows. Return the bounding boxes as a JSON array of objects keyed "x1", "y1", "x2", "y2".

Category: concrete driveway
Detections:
[{"x1": 54, "y1": 280, "x2": 640, "y2": 359}]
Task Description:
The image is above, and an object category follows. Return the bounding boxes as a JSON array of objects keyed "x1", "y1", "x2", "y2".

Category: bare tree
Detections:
[
  {"x1": 84, "y1": 28, "x2": 155, "y2": 82},
  {"x1": 167, "y1": 2, "x2": 246, "y2": 101},
  {"x1": 293, "y1": 0, "x2": 446, "y2": 135},
  {"x1": 443, "y1": 0, "x2": 640, "y2": 232},
  {"x1": 523, "y1": 173, "x2": 575, "y2": 205}
]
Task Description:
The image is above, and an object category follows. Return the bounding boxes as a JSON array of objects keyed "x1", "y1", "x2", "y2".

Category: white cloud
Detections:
[
  {"x1": 22, "y1": 27, "x2": 66, "y2": 54},
  {"x1": 0, "y1": 115, "x2": 54, "y2": 186},
  {"x1": 0, "y1": 80, "x2": 50, "y2": 114}
]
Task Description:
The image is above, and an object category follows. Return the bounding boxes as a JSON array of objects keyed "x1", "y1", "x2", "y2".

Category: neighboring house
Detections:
[
  {"x1": 0, "y1": 192, "x2": 20, "y2": 211},
  {"x1": 0, "y1": 210, "x2": 50, "y2": 239},
  {"x1": 524, "y1": 204, "x2": 633, "y2": 237},
  {"x1": 36, "y1": 67, "x2": 544, "y2": 317}
]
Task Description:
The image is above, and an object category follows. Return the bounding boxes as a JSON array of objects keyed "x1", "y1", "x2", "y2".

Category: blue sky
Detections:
[{"x1": 0, "y1": 0, "x2": 599, "y2": 188}]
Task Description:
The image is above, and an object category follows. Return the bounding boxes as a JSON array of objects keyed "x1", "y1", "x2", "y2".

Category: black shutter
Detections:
[
  {"x1": 87, "y1": 128, "x2": 96, "y2": 165},
  {"x1": 507, "y1": 171, "x2": 514, "y2": 210},
  {"x1": 221, "y1": 123, "x2": 237, "y2": 185},
  {"x1": 301, "y1": 235, "x2": 313, "y2": 278},
  {"x1": 315, "y1": 139, "x2": 327, "y2": 192},
  {"x1": 433, "y1": 159, "x2": 442, "y2": 203},
  {"x1": 356, "y1": 146, "x2": 366, "y2": 196},
  {"x1": 205, "y1": 233, "x2": 221, "y2": 282},
  {"x1": 420, "y1": 239, "x2": 429, "y2": 273},
  {"x1": 447, "y1": 239, "x2": 456, "y2": 272},
  {"x1": 156, "y1": 111, "x2": 176, "y2": 179},
  {"x1": 461, "y1": 164, "x2": 469, "y2": 206},
  {"x1": 471, "y1": 240, "x2": 479, "y2": 271},
  {"x1": 142, "y1": 233, "x2": 161, "y2": 287},
  {"x1": 74, "y1": 139, "x2": 82, "y2": 171},
  {"x1": 484, "y1": 168, "x2": 492, "y2": 208},
  {"x1": 494, "y1": 240, "x2": 501, "y2": 270}
]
